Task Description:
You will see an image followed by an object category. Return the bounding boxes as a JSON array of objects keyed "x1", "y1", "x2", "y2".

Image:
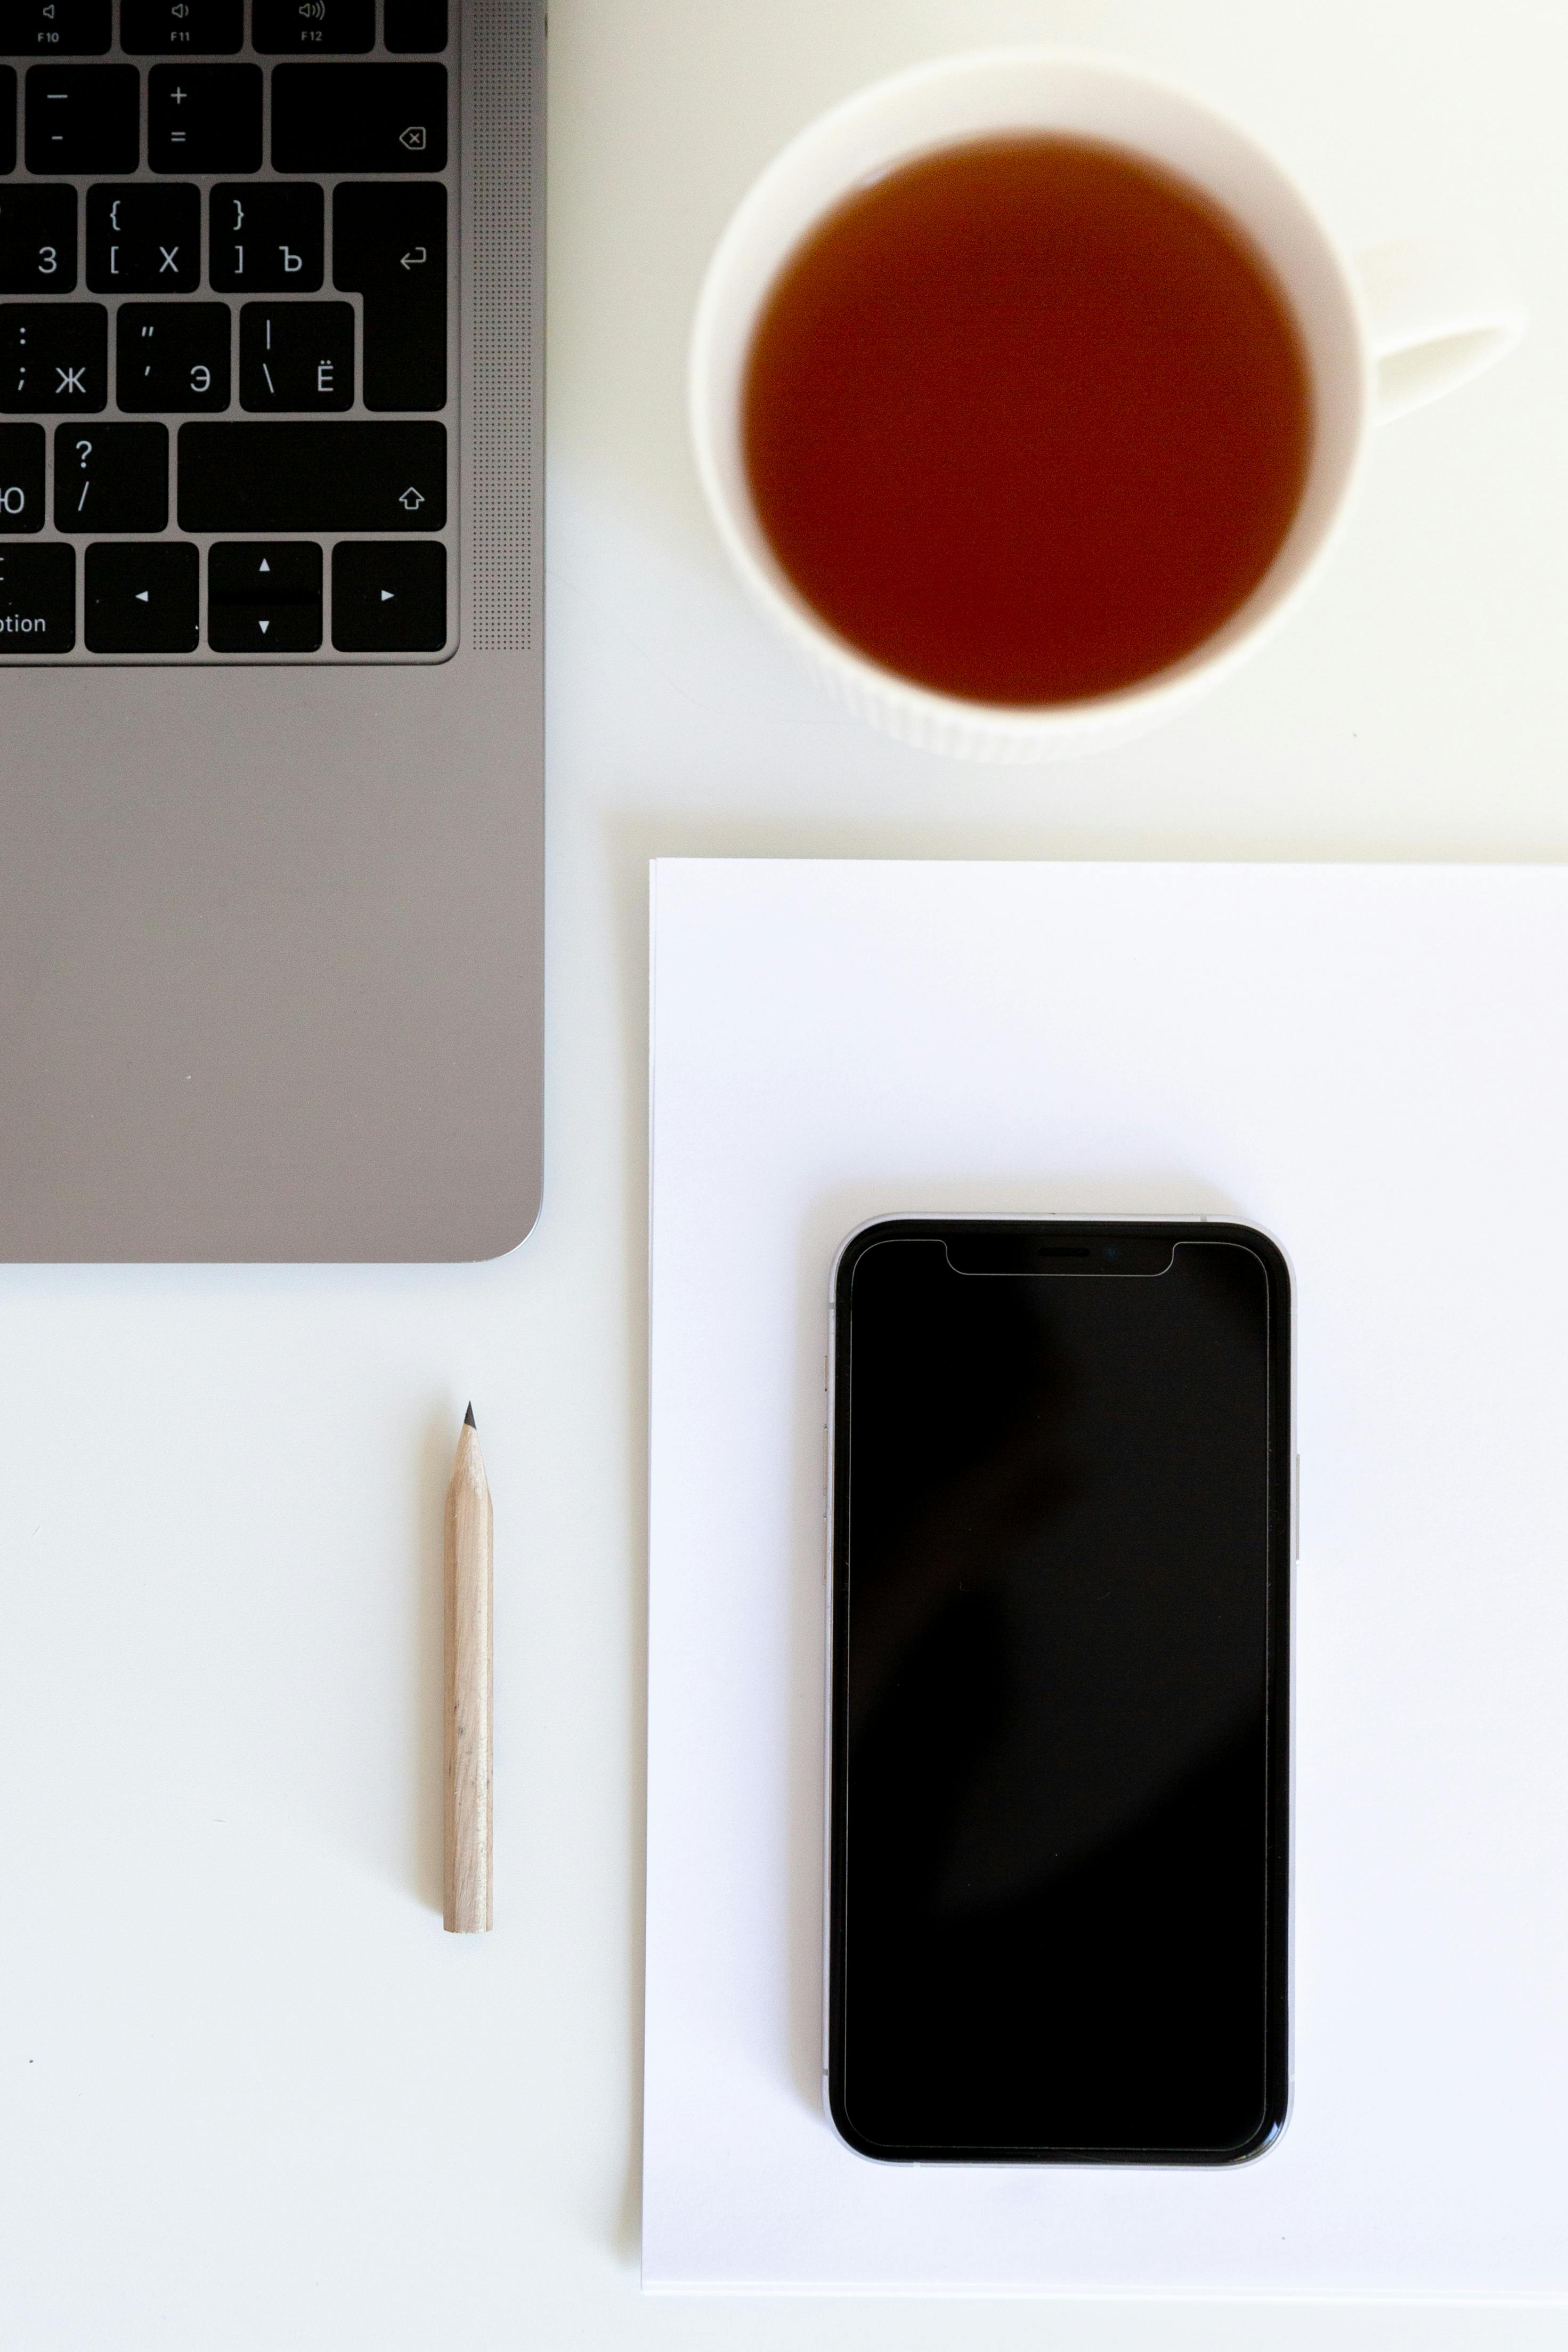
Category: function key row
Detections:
[
  {"x1": 0, "y1": 534, "x2": 446, "y2": 651},
  {"x1": 0, "y1": 1, "x2": 446, "y2": 55},
  {"x1": 0, "y1": 61, "x2": 446, "y2": 174}
]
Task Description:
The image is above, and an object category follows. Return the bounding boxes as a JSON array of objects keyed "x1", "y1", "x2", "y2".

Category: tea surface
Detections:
[{"x1": 743, "y1": 136, "x2": 1312, "y2": 705}]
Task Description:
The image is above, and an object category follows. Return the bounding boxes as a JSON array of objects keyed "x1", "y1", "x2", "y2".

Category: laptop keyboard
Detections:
[{"x1": 0, "y1": 0, "x2": 455, "y2": 661}]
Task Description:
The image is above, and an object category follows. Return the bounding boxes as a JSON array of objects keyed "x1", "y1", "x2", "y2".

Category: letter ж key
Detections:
[
  {"x1": 0, "y1": 304, "x2": 106, "y2": 411},
  {"x1": 178, "y1": 422, "x2": 446, "y2": 534}
]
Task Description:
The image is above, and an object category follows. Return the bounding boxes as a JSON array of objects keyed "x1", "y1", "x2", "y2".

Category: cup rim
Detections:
[{"x1": 688, "y1": 46, "x2": 1374, "y2": 743}]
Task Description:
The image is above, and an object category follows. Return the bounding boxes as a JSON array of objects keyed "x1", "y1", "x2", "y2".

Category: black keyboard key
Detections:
[
  {"x1": 253, "y1": 0, "x2": 371, "y2": 51},
  {"x1": 178, "y1": 420, "x2": 446, "y2": 532},
  {"x1": 239, "y1": 300, "x2": 352, "y2": 410},
  {"x1": 331, "y1": 538, "x2": 444, "y2": 651},
  {"x1": 25, "y1": 63, "x2": 137, "y2": 171},
  {"x1": 384, "y1": 0, "x2": 446, "y2": 52},
  {"x1": 209, "y1": 181, "x2": 322, "y2": 292},
  {"x1": 85, "y1": 539, "x2": 197, "y2": 652},
  {"x1": 208, "y1": 538, "x2": 321, "y2": 650},
  {"x1": 0, "y1": 419, "x2": 43, "y2": 529},
  {"x1": 121, "y1": 0, "x2": 243, "y2": 51},
  {"x1": 0, "y1": 0, "x2": 110, "y2": 53},
  {"x1": 117, "y1": 301, "x2": 230, "y2": 409},
  {"x1": 149, "y1": 62, "x2": 260, "y2": 172},
  {"x1": 0, "y1": 301, "x2": 105, "y2": 410},
  {"x1": 54, "y1": 420, "x2": 168, "y2": 531},
  {"x1": 0, "y1": 539, "x2": 72, "y2": 647},
  {"x1": 0, "y1": 183, "x2": 75, "y2": 289},
  {"x1": 332, "y1": 181, "x2": 444, "y2": 410},
  {"x1": 1, "y1": 69, "x2": 14, "y2": 173},
  {"x1": 86, "y1": 182, "x2": 198, "y2": 291},
  {"x1": 272, "y1": 63, "x2": 445, "y2": 173}
]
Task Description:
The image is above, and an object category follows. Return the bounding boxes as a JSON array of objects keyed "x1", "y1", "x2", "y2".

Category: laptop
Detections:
[{"x1": 0, "y1": 0, "x2": 543, "y2": 1260}]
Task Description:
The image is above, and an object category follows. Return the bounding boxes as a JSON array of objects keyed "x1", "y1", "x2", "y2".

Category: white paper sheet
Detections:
[{"x1": 645, "y1": 859, "x2": 1568, "y2": 2296}]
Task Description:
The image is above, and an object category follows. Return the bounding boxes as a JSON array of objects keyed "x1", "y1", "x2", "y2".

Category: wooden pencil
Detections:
[{"x1": 444, "y1": 1404, "x2": 493, "y2": 1933}]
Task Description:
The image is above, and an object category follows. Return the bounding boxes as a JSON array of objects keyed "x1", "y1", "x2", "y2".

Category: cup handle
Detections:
[{"x1": 1353, "y1": 236, "x2": 1525, "y2": 424}]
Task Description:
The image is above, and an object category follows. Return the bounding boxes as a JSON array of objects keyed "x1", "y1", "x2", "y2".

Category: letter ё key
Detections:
[
  {"x1": 0, "y1": 304, "x2": 107, "y2": 412},
  {"x1": 25, "y1": 65, "x2": 139, "y2": 173}
]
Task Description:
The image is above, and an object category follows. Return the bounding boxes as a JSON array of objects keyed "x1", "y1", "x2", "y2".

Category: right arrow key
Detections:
[{"x1": 332, "y1": 539, "x2": 446, "y2": 654}]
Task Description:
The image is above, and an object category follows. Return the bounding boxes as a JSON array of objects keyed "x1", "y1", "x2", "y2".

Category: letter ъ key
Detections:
[{"x1": 209, "y1": 184, "x2": 324, "y2": 294}]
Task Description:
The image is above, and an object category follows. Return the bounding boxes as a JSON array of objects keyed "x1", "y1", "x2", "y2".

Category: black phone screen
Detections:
[{"x1": 828, "y1": 1221, "x2": 1291, "y2": 2164}]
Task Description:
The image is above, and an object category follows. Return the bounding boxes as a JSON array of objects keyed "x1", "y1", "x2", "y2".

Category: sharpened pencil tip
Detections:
[{"x1": 464, "y1": 1402, "x2": 476, "y2": 1429}]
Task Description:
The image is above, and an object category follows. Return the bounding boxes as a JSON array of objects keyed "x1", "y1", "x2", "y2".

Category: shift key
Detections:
[{"x1": 177, "y1": 421, "x2": 445, "y2": 533}]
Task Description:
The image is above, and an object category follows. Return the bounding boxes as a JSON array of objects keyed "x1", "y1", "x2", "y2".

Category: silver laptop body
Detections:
[{"x1": 0, "y1": 0, "x2": 543, "y2": 1259}]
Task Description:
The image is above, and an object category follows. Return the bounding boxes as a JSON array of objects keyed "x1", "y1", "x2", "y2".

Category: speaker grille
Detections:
[{"x1": 470, "y1": 0, "x2": 538, "y2": 652}]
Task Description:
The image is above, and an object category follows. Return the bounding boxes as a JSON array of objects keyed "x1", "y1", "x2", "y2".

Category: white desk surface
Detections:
[{"x1": 2, "y1": 3, "x2": 1565, "y2": 2347}]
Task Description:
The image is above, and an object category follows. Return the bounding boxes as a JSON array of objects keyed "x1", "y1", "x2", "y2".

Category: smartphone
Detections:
[{"x1": 826, "y1": 1218, "x2": 1292, "y2": 2166}]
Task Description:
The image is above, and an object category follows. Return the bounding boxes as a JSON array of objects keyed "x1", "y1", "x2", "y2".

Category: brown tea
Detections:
[{"x1": 742, "y1": 135, "x2": 1312, "y2": 705}]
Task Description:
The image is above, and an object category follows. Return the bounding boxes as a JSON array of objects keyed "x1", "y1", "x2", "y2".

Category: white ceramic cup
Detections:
[{"x1": 689, "y1": 50, "x2": 1524, "y2": 763}]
